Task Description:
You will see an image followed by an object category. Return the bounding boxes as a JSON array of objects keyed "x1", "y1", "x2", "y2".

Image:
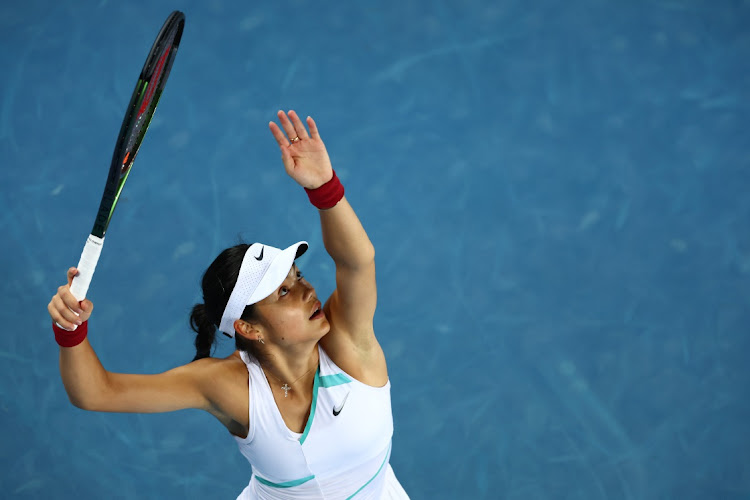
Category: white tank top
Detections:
[{"x1": 234, "y1": 345, "x2": 409, "y2": 499}]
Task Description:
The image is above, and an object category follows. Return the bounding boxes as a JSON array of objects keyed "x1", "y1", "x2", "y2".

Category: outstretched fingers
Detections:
[
  {"x1": 307, "y1": 116, "x2": 321, "y2": 140},
  {"x1": 269, "y1": 110, "x2": 321, "y2": 145},
  {"x1": 269, "y1": 120, "x2": 290, "y2": 148},
  {"x1": 286, "y1": 110, "x2": 310, "y2": 140},
  {"x1": 277, "y1": 110, "x2": 298, "y2": 141}
]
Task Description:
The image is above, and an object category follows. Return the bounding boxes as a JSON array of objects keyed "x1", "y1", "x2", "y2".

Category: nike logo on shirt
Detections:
[{"x1": 333, "y1": 392, "x2": 349, "y2": 416}]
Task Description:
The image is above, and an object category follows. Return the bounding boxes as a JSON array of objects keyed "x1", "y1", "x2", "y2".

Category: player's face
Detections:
[{"x1": 253, "y1": 264, "x2": 329, "y2": 345}]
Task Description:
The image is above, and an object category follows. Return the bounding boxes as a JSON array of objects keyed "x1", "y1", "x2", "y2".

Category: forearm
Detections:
[
  {"x1": 59, "y1": 337, "x2": 112, "y2": 410},
  {"x1": 318, "y1": 196, "x2": 374, "y2": 269}
]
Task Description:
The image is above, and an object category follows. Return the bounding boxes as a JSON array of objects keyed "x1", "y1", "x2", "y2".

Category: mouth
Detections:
[{"x1": 309, "y1": 301, "x2": 323, "y2": 320}]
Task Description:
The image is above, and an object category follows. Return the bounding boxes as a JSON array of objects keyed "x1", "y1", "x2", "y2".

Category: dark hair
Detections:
[{"x1": 189, "y1": 244, "x2": 267, "y2": 362}]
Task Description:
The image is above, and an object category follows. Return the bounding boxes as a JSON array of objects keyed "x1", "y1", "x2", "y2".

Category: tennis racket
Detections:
[{"x1": 69, "y1": 11, "x2": 185, "y2": 301}]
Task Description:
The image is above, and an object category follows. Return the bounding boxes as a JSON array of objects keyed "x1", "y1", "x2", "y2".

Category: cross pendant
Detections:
[{"x1": 281, "y1": 384, "x2": 291, "y2": 398}]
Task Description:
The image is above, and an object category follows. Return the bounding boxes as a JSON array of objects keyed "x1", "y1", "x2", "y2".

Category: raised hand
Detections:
[
  {"x1": 269, "y1": 110, "x2": 333, "y2": 189},
  {"x1": 48, "y1": 267, "x2": 94, "y2": 331}
]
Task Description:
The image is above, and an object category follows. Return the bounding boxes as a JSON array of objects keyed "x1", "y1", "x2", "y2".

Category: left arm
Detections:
[
  {"x1": 318, "y1": 195, "x2": 377, "y2": 345},
  {"x1": 269, "y1": 111, "x2": 386, "y2": 381}
]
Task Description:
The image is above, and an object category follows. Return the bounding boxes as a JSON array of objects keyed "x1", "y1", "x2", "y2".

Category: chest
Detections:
[
  {"x1": 274, "y1": 391, "x2": 313, "y2": 434},
  {"x1": 238, "y1": 373, "x2": 394, "y2": 480}
]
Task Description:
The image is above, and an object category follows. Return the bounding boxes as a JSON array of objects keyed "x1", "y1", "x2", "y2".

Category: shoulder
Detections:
[
  {"x1": 191, "y1": 352, "x2": 250, "y2": 431},
  {"x1": 174, "y1": 351, "x2": 245, "y2": 378},
  {"x1": 194, "y1": 351, "x2": 248, "y2": 387},
  {"x1": 173, "y1": 352, "x2": 248, "y2": 405}
]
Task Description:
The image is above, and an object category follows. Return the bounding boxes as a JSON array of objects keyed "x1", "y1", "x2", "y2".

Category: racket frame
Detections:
[{"x1": 69, "y1": 11, "x2": 185, "y2": 302}]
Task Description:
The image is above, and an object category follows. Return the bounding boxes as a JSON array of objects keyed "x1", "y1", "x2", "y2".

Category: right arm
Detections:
[
  {"x1": 58, "y1": 339, "x2": 214, "y2": 413},
  {"x1": 48, "y1": 268, "x2": 222, "y2": 414}
]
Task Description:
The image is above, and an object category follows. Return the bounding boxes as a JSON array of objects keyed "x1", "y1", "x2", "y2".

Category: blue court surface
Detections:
[{"x1": 2, "y1": 1, "x2": 749, "y2": 498}]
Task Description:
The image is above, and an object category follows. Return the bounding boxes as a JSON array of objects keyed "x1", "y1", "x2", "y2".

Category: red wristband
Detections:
[
  {"x1": 304, "y1": 170, "x2": 344, "y2": 210},
  {"x1": 52, "y1": 321, "x2": 88, "y2": 347}
]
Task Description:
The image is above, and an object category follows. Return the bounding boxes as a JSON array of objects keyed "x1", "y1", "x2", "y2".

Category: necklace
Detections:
[{"x1": 264, "y1": 363, "x2": 317, "y2": 398}]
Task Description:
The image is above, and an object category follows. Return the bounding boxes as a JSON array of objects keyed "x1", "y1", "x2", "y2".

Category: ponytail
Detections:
[
  {"x1": 190, "y1": 303, "x2": 217, "y2": 361},
  {"x1": 190, "y1": 243, "x2": 265, "y2": 362}
]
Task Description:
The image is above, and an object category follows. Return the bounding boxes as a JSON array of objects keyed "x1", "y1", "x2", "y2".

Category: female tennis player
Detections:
[{"x1": 48, "y1": 110, "x2": 409, "y2": 499}]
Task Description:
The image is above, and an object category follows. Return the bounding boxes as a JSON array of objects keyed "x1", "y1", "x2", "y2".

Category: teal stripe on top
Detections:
[
  {"x1": 298, "y1": 368, "x2": 321, "y2": 445},
  {"x1": 255, "y1": 474, "x2": 315, "y2": 489},
  {"x1": 319, "y1": 373, "x2": 351, "y2": 388}
]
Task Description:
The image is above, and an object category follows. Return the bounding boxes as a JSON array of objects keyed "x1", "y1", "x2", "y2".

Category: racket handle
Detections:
[{"x1": 70, "y1": 235, "x2": 105, "y2": 301}]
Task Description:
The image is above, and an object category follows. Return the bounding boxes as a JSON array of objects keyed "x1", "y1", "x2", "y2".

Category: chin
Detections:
[{"x1": 317, "y1": 318, "x2": 332, "y2": 337}]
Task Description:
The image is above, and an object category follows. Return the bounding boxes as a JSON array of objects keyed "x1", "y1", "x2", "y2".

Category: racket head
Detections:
[{"x1": 91, "y1": 11, "x2": 185, "y2": 238}]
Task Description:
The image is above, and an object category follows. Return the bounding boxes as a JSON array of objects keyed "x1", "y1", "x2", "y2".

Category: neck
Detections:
[{"x1": 262, "y1": 342, "x2": 319, "y2": 394}]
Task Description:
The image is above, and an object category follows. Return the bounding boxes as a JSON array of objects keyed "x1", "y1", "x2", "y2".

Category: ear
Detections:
[{"x1": 233, "y1": 319, "x2": 262, "y2": 341}]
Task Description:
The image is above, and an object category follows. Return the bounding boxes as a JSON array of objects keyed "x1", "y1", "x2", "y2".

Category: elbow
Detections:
[
  {"x1": 364, "y1": 243, "x2": 375, "y2": 266},
  {"x1": 63, "y1": 379, "x2": 111, "y2": 411},
  {"x1": 330, "y1": 241, "x2": 375, "y2": 270},
  {"x1": 67, "y1": 392, "x2": 98, "y2": 411},
  {"x1": 67, "y1": 393, "x2": 89, "y2": 410},
  {"x1": 356, "y1": 243, "x2": 375, "y2": 270}
]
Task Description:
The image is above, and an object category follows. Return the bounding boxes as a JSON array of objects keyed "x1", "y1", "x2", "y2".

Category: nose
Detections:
[{"x1": 302, "y1": 281, "x2": 314, "y2": 301}]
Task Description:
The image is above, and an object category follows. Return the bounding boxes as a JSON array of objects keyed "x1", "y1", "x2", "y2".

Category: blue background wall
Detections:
[{"x1": 1, "y1": 1, "x2": 748, "y2": 498}]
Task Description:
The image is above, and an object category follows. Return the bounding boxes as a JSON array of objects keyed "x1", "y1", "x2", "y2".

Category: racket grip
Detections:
[{"x1": 70, "y1": 235, "x2": 105, "y2": 301}]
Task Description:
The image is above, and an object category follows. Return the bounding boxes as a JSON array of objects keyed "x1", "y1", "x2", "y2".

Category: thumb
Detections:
[{"x1": 80, "y1": 299, "x2": 94, "y2": 320}]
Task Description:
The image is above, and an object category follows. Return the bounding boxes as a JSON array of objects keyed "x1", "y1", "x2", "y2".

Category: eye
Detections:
[
  {"x1": 279, "y1": 286, "x2": 289, "y2": 297},
  {"x1": 296, "y1": 271, "x2": 304, "y2": 280}
]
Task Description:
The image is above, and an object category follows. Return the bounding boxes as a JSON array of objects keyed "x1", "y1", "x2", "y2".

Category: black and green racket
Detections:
[{"x1": 70, "y1": 11, "x2": 185, "y2": 301}]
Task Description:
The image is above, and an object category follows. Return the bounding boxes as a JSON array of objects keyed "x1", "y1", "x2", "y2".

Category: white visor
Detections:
[{"x1": 219, "y1": 241, "x2": 308, "y2": 337}]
